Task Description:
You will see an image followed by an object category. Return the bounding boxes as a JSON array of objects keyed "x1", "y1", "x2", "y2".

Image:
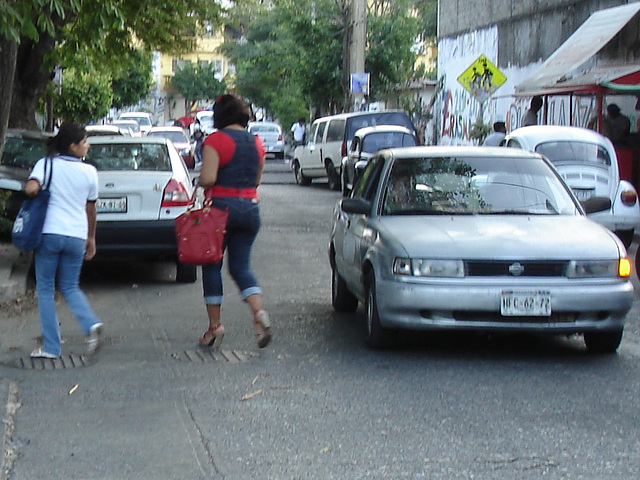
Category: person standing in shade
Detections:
[
  {"x1": 602, "y1": 103, "x2": 631, "y2": 146},
  {"x1": 483, "y1": 121, "x2": 507, "y2": 146},
  {"x1": 290, "y1": 118, "x2": 306, "y2": 147},
  {"x1": 522, "y1": 96, "x2": 543, "y2": 126},
  {"x1": 197, "y1": 94, "x2": 272, "y2": 349},
  {"x1": 25, "y1": 122, "x2": 103, "y2": 358}
]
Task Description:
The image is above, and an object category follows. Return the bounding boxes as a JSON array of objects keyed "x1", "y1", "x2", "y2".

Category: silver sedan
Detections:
[{"x1": 329, "y1": 146, "x2": 634, "y2": 353}]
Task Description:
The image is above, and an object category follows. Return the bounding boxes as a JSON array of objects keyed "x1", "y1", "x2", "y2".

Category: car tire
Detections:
[
  {"x1": 332, "y1": 265, "x2": 358, "y2": 312},
  {"x1": 614, "y1": 229, "x2": 634, "y2": 249},
  {"x1": 326, "y1": 163, "x2": 341, "y2": 191},
  {"x1": 583, "y1": 328, "x2": 623, "y2": 354},
  {"x1": 293, "y1": 160, "x2": 311, "y2": 186},
  {"x1": 365, "y1": 270, "x2": 395, "y2": 349},
  {"x1": 176, "y1": 262, "x2": 197, "y2": 283}
]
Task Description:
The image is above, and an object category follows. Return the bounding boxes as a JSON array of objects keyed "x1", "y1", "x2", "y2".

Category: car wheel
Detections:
[
  {"x1": 583, "y1": 328, "x2": 623, "y2": 354},
  {"x1": 293, "y1": 161, "x2": 311, "y2": 186},
  {"x1": 365, "y1": 271, "x2": 394, "y2": 349},
  {"x1": 326, "y1": 163, "x2": 341, "y2": 191},
  {"x1": 176, "y1": 261, "x2": 197, "y2": 283},
  {"x1": 332, "y1": 264, "x2": 358, "y2": 312},
  {"x1": 614, "y1": 229, "x2": 633, "y2": 249}
]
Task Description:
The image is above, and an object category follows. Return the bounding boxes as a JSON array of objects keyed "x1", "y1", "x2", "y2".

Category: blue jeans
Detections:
[
  {"x1": 202, "y1": 197, "x2": 262, "y2": 305},
  {"x1": 35, "y1": 234, "x2": 101, "y2": 356}
]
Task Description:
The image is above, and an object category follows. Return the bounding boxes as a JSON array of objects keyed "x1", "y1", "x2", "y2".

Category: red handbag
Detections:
[{"x1": 175, "y1": 191, "x2": 228, "y2": 265}]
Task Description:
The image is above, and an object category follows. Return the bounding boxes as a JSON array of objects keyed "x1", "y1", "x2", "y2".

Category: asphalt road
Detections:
[{"x1": 1, "y1": 160, "x2": 639, "y2": 479}]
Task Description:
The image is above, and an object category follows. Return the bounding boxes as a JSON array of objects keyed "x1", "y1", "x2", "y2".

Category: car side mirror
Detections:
[
  {"x1": 580, "y1": 196, "x2": 612, "y2": 214},
  {"x1": 341, "y1": 198, "x2": 371, "y2": 215}
]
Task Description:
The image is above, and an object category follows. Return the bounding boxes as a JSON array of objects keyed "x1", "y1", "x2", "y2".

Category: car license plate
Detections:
[
  {"x1": 572, "y1": 188, "x2": 595, "y2": 201},
  {"x1": 96, "y1": 197, "x2": 127, "y2": 213},
  {"x1": 501, "y1": 291, "x2": 551, "y2": 316}
]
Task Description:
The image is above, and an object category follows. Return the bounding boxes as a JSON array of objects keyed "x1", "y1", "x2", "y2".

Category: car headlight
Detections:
[
  {"x1": 567, "y1": 259, "x2": 628, "y2": 278},
  {"x1": 394, "y1": 258, "x2": 464, "y2": 277}
]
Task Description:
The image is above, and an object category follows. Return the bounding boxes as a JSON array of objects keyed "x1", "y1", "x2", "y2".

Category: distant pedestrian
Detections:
[
  {"x1": 483, "y1": 121, "x2": 506, "y2": 146},
  {"x1": 290, "y1": 118, "x2": 306, "y2": 147},
  {"x1": 25, "y1": 122, "x2": 103, "y2": 358},
  {"x1": 602, "y1": 103, "x2": 631, "y2": 146},
  {"x1": 522, "y1": 96, "x2": 543, "y2": 126}
]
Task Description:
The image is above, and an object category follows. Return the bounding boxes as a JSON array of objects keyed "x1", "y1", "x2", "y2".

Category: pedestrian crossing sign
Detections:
[{"x1": 457, "y1": 55, "x2": 507, "y2": 103}]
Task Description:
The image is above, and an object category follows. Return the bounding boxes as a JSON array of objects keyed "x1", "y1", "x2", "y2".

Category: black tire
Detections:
[
  {"x1": 326, "y1": 163, "x2": 341, "y2": 191},
  {"x1": 176, "y1": 262, "x2": 197, "y2": 283},
  {"x1": 332, "y1": 265, "x2": 358, "y2": 312},
  {"x1": 584, "y1": 328, "x2": 623, "y2": 354},
  {"x1": 293, "y1": 161, "x2": 311, "y2": 186},
  {"x1": 365, "y1": 271, "x2": 394, "y2": 349},
  {"x1": 615, "y1": 229, "x2": 634, "y2": 249}
]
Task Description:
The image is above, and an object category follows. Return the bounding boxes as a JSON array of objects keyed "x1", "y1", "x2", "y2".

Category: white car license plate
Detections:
[
  {"x1": 501, "y1": 291, "x2": 551, "y2": 316},
  {"x1": 96, "y1": 197, "x2": 127, "y2": 213}
]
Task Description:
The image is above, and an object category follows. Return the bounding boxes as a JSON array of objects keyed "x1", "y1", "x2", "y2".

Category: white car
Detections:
[
  {"x1": 330, "y1": 146, "x2": 633, "y2": 353},
  {"x1": 503, "y1": 125, "x2": 640, "y2": 247},
  {"x1": 147, "y1": 126, "x2": 195, "y2": 169},
  {"x1": 248, "y1": 121, "x2": 285, "y2": 159},
  {"x1": 85, "y1": 136, "x2": 196, "y2": 283},
  {"x1": 119, "y1": 112, "x2": 154, "y2": 135},
  {"x1": 110, "y1": 119, "x2": 142, "y2": 137}
]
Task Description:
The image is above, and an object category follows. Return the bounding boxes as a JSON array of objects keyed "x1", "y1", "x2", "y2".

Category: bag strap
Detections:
[{"x1": 42, "y1": 157, "x2": 53, "y2": 191}]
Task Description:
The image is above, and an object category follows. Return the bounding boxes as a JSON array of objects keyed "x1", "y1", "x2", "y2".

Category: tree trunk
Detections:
[
  {"x1": 0, "y1": 38, "x2": 18, "y2": 158},
  {"x1": 9, "y1": 33, "x2": 58, "y2": 131}
]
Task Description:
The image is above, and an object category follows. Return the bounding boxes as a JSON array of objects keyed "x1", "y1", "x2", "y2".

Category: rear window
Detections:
[
  {"x1": 148, "y1": 131, "x2": 188, "y2": 143},
  {"x1": 326, "y1": 119, "x2": 346, "y2": 142},
  {"x1": 535, "y1": 141, "x2": 611, "y2": 166},
  {"x1": 361, "y1": 132, "x2": 417, "y2": 153},
  {"x1": 249, "y1": 124, "x2": 280, "y2": 134},
  {"x1": 345, "y1": 112, "x2": 416, "y2": 140},
  {"x1": 85, "y1": 143, "x2": 171, "y2": 171},
  {"x1": 1, "y1": 135, "x2": 47, "y2": 169}
]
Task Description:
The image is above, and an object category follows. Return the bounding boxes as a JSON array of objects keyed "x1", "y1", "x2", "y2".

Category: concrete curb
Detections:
[{"x1": 0, "y1": 243, "x2": 32, "y2": 305}]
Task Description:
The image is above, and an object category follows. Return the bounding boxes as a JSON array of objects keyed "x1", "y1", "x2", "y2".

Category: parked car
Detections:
[
  {"x1": 85, "y1": 136, "x2": 196, "y2": 283},
  {"x1": 502, "y1": 125, "x2": 640, "y2": 247},
  {"x1": 329, "y1": 146, "x2": 633, "y2": 353},
  {"x1": 248, "y1": 121, "x2": 285, "y2": 159},
  {"x1": 341, "y1": 125, "x2": 418, "y2": 196},
  {"x1": 110, "y1": 120, "x2": 142, "y2": 137},
  {"x1": 195, "y1": 111, "x2": 215, "y2": 135},
  {"x1": 0, "y1": 129, "x2": 51, "y2": 222},
  {"x1": 119, "y1": 112, "x2": 154, "y2": 135},
  {"x1": 146, "y1": 126, "x2": 195, "y2": 169},
  {"x1": 86, "y1": 125, "x2": 127, "y2": 137},
  {"x1": 292, "y1": 110, "x2": 419, "y2": 190}
]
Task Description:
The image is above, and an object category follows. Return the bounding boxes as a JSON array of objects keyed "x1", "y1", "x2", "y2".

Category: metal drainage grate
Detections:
[
  {"x1": 6, "y1": 354, "x2": 90, "y2": 370},
  {"x1": 170, "y1": 349, "x2": 257, "y2": 364}
]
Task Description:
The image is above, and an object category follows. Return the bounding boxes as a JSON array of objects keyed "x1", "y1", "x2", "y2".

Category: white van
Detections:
[{"x1": 291, "y1": 110, "x2": 418, "y2": 190}]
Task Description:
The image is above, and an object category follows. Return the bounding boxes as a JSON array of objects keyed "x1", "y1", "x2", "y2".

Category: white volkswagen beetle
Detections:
[{"x1": 502, "y1": 125, "x2": 640, "y2": 247}]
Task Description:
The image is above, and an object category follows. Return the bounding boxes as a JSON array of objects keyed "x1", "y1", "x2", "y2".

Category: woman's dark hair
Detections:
[
  {"x1": 46, "y1": 122, "x2": 87, "y2": 157},
  {"x1": 213, "y1": 95, "x2": 251, "y2": 129}
]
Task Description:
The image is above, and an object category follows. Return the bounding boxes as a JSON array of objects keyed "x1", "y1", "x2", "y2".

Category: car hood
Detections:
[{"x1": 375, "y1": 215, "x2": 623, "y2": 259}]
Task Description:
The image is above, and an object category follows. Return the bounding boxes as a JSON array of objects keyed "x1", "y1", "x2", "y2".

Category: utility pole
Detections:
[{"x1": 348, "y1": 0, "x2": 366, "y2": 111}]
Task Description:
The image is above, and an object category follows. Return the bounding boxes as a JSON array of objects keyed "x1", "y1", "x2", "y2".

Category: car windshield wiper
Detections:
[
  {"x1": 478, "y1": 210, "x2": 553, "y2": 215},
  {"x1": 389, "y1": 208, "x2": 451, "y2": 215}
]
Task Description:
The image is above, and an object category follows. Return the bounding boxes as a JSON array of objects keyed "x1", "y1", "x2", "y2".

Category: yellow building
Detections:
[{"x1": 155, "y1": 31, "x2": 234, "y2": 122}]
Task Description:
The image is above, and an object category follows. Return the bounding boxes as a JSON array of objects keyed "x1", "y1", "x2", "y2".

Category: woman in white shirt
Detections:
[{"x1": 25, "y1": 122, "x2": 103, "y2": 358}]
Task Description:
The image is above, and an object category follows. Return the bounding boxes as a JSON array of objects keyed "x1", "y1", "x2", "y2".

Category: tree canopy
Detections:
[{"x1": 169, "y1": 62, "x2": 227, "y2": 113}]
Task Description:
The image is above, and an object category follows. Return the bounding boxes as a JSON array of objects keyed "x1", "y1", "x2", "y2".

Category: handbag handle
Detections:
[{"x1": 42, "y1": 157, "x2": 53, "y2": 191}]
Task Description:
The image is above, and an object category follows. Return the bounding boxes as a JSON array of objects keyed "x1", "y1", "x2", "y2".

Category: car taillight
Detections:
[
  {"x1": 162, "y1": 179, "x2": 190, "y2": 207},
  {"x1": 341, "y1": 140, "x2": 347, "y2": 156},
  {"x1": 278, "y1": 134, "x2": 283, "y2": 141},
  {"x1": 620, "y1": 189, "x2": 637, "y2": 206}
]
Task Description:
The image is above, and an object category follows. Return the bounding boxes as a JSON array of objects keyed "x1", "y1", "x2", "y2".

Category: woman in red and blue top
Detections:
[{"x1": 197, "y1": 94, "x2": 271, "y2": 349}]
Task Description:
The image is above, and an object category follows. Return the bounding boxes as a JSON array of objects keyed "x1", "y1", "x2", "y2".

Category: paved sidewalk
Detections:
[{"x1": 0, "y1": 242, "x2": 32, "y2": 305}]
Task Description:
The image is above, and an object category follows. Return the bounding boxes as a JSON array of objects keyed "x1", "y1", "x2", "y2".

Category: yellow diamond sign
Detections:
[{"x1": 457, "y1": 55, "x2": 507, "y2": 103}]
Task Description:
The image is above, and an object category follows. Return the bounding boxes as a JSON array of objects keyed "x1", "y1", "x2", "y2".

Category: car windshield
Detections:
[
  {"x1": 535, "y1": 141, "x2": 611, "y2": 166},
  {"x1": 148, "y1": 131, "x2": 188, "y2": 143},
  {"x1": 361, "y1": 132, "x2": 417, "y2": 153},
  {"x1": 113, "y1": 121, "x2": 140, "y2": 133},
  {"x1": 1, "y1": 136, "x2": 46, "y2": 169},
  {"x1": 85, "y1": 143, "x2": 171, "y2": 171},
  {"x1": 123, "y1": 116, "x2": 151, "y2": 127},
  {"x1": 346, "y1": 113, "x2": 415, "y2": 140},
  {"x1": 381, "y1": 155, "x2": 578, "y2": 216}
]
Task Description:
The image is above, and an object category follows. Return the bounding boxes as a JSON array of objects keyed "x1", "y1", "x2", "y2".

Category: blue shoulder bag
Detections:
[{"x1": 11, "y1": 157, "x2": 53, "y2": 252}]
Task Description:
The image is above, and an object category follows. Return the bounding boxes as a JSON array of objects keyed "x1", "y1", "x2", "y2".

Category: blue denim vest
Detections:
[{"x1": 216, "y1": 129, "x2": 260, "y2": 191}]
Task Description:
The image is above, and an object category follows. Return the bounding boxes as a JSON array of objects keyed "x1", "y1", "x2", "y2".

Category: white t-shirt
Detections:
[
  {"x1": 29, "y1": 155, "x2": 99, "y2": 240},
  {"x1": 291, "y1": 122, "x2": 306, "y2": 142}
]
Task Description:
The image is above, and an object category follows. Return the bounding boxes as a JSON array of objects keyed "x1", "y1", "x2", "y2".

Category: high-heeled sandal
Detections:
[
  {"x1": 199, "y1": 323, "x2": 225, "y2": 348},
  {"x1": 254, "y1": 310, "x2": 272, "y2": 348}
]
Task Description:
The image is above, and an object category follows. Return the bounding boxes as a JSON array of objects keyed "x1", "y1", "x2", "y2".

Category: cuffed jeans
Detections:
[
  {"x1": 202, "y1": 197, "x2": 262, "y2": 305},
  {"x1": 35, "y1": 234, "x2": 101, "y2": 356}
]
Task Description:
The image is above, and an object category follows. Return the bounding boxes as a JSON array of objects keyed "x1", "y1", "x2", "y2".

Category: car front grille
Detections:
[{"x1": 465, "y1": 260, "x2": 568, "y2": 277}]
